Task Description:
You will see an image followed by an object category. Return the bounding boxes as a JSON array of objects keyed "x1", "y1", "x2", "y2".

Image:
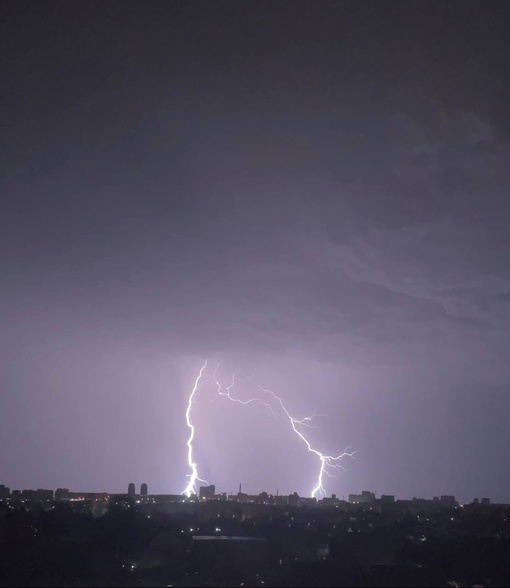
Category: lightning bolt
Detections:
[
  {"x1": 212, "y1": 368, "x2": 276, "y2": 416},
  {"x1": 182, "y1": 359, "x2": 209, "y2": 497},
  {"x1": 251, "y1": 380, "x2": 355, "y2": 498},
  {"x1": 213, "y1": 366, "x2": 354, "y2": 498}
]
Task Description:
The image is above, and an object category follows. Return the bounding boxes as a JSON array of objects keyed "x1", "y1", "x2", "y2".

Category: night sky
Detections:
[{"x1": 2, "y1": 1, "x2": 510, "y2": 503}]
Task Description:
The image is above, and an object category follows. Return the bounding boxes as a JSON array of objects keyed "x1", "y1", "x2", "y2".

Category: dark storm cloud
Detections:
[{"x1": 1, "y1": 1, "x2": 510, "y2": 501}]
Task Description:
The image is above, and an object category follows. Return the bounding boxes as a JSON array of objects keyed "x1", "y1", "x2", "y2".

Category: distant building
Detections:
[
  {"x1": 128, "y1": 482, "x2": 136, "y2": 499},
  {"x1": 381, "y1": 494, "x2": 395, "y2": 503},
  {"x1": 69, "y1": 492, "x2": 108, "y2": 501},
  {"x1": 20, "y1": 489, "x2": 53, "y2": 502},
  {"x1": 481, "y1": 497, "x2": 491, "y2": 505},
  {"x1": 140, "y1": 483, "x2": 148, "y2": 498},
  {"x1": 440, "y1": 495, "x2": 457, "y2": 507},
  {"x1": 199, "y1": 484, "x2": 215, "y2": 500},
  {"x1": 150, "y1": 494, "x2": 186, "y2": 504},
  {"x1": 0, "y1": 485, "x2": 10, "y2": 500},
  {"x1": 231, "y1": 484, "x2": 248, "y2": 501},
  {"x1": 318, "y1": 494, "x2": 342, "y2": 507},
  {"x1": 349, "y1": 491, "x2": 375, "y2": 504},
  {"x1": 55, "y1": 488, "x2": 70, "y2": 501},
  {"x1": 299, "y1": 496, "x2": 317, "y2": 507},
  {"x1": 288, "y1": 492, "x2": 299, "y2": 507}
]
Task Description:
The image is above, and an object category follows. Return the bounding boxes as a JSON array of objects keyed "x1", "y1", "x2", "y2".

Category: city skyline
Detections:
[
  {"x1": 0, "y1": 480, "x2": 496, "y2": 507},
  {"x1": 0, "y1": 479, "x2": 498, "y2": 508}
]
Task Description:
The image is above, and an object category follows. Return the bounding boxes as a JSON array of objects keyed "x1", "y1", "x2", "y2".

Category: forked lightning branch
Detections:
[{"x1": 182, "y1": 360, "x2": 354, "y2": 498}]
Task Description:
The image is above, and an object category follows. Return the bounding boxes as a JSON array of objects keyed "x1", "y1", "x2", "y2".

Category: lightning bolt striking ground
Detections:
[
  {"x1": 213, "y1": 367, "x2": 354, "y2": 498},
  {"x1": 182, "y1": 359, "x2": 209, "y2": 497},
  {"x1": 252, "y1": 380, "x2": 354, "y2": 498}
]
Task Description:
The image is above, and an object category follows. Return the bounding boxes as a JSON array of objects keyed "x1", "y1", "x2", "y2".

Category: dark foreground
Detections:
[{"x1": 1, "y1": 499, "x2": 509, "y2": 587}]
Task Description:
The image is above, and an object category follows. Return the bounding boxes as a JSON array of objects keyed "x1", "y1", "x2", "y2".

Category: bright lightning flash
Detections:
[
  {"x1": 182, "y1": 359, "x2": 209, "y2": 497},
  {"x1": 212, "y1": 367, "x2": 276, "y2": 416},
  {"x1": 213, "y1": 367, "x2": 354, "y2": 498},
  {"x1": 253, "y1": 381, "x2": 355, "y2": 498}
]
